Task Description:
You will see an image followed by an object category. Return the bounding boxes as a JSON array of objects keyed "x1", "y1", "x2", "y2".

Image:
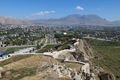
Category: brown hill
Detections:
[{"x1": 0, "y1": 16, "x2": 30, "y2": 25}]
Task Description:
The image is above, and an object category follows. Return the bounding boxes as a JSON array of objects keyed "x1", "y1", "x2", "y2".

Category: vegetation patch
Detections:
[
  {"x1": 10, "y1": 67, "x2": 37, "y2": 80},
  {"x1": 5, "y1": 47, "x2": 27, "y2": 53},
  {"x1": 88, "y1": 39, "x2": 120, "y2": 80},
  {"x1": 87, "y1": 39, "x2": 120, "y2": 46},
  {"x1": 36, "y1": 44, "x2": 60, "y2": 53}
]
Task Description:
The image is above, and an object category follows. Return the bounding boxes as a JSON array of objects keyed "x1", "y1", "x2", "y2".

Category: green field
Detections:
[
  {"x1": 5, "y1": 47, "x2": 29, "y2": 53},
  {"x1": 88, "y1": 39, "x2": 120, "y2": 80}
]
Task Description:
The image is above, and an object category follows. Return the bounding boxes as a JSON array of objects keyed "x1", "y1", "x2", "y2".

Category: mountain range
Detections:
[
  {"x1": 0, "y1": 16, "x2": 30, "y2": 25},
  {"x1": 32, "y1": 14, "x2": 120, "y2": 26},
  {"x1": 0, "y1": 14, "x2": 120, "y2": 26}
]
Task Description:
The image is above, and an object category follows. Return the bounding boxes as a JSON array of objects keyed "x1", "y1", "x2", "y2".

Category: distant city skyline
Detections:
[{"x1": 0, "y1": 0, "x2": 120, "y2": 21}]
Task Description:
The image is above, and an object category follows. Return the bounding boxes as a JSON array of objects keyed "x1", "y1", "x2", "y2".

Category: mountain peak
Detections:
[{"x1": 33, "y1": 14, "x2": 111, "y2": 26}]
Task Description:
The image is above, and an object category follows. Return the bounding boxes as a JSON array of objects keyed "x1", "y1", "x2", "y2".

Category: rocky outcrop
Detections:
[
  {"x1": 36, "y1": 62, "x2": 96, "y2": 80},
  {"x1": 43, "y1": 49, "x2": 76, "y2": 61},
  {"x1": 74, "y1": 39, "x2": 93, "y2": 61},
  {"x1": 98, "y1": 72, "x2": 115, "y2": 80},
  {"x1": 43, "y1": 39, "x2": 97, "y2": 80}
]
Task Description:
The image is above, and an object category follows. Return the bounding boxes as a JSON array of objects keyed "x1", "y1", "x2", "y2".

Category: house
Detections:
[
  {"x1": 0, "y1": 51, "x2": 10, "y2": 61},
  {"x1": 0, "y1": 41, "x2": 6, "y2": 47},
  {"x1": 11, "y1": 47, "x2": 35, "y2": 56},
  {"x1": 0, "y1": 51, "x2": 6, "y2": 57}
]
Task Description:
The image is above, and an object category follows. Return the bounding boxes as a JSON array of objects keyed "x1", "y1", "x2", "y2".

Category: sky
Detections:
[{"x1": 0, "y1": 0, "x2": 120, "y2": 21}]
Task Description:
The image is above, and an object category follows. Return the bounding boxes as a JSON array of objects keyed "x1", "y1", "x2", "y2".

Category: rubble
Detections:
[
  {"x1": 42, "y1": 39, "x2": 97, "y2": 80},
  {"x1": 0, "y1": 67, "x2": 4, "y2": 78},
  {"x1": 36, "y1": 60, "x2": 96, "y2": 80}
]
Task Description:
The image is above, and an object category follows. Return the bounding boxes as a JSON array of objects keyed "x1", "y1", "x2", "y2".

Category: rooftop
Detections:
[{"x1": 0, "y1": 51, "x2": 8, "y2": 57}]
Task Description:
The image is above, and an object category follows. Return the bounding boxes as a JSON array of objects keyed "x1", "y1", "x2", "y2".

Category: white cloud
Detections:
[
  {"x1": 76, "y1": 6, "x2": 84, "y2": 11},
  {"x1": 24, "y1": 10, "x2": 56, "y2": 19},
  {"x1": 32, "y1": 10, "x2": 56, "y2": 16}
]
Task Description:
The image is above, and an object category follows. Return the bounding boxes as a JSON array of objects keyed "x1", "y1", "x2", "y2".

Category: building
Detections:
[
  {"x1": 0, "y1": 51, "x2": 10, "y2": 61},
  {"x1": 11, "y1": 47, "x2": 35, "y2": 56},
  {"x1": 0, "y1": 41, "x2": 6, "y2": 47}
]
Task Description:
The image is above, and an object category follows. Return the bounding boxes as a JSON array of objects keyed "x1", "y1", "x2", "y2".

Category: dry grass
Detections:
[
  {"x1": 0, "y1": 55, "x2": 33, "y2": 66},
  {"x1": 1, "y1": 54, "x2": 83, "y2": 80},
  {"x1": 3, "y1": 55, "x2": 58, "y2": 70},
  {"x1": 3, "y1": 55, "x2": 82, "y2": 71}
]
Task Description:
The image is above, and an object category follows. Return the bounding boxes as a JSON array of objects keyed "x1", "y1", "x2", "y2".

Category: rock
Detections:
[
  {"x1": 81, "y1": 63, "x2": 90, "y2": 74},
  {"x1": 37, "y1": 62, "x2": 51, "y2": 73},
  {"x1": 0, "y1": 67, "x2": 4, "y2": 78},
  {"x1": 98, "y1": 72, "x2": 114, "y2": 80},
  {"x1": 4, "y1": 71, "x2": 12, "y2": 79}
]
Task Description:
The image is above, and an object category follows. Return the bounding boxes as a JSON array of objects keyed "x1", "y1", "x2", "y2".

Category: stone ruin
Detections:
[{"x1": 36, "y1": 62, "x2": 96, "y2": 80}]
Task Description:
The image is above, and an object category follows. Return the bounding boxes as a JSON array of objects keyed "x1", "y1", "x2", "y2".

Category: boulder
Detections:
[{"x1": 0, "y1": 67, "x2": 4, "y2": 78}]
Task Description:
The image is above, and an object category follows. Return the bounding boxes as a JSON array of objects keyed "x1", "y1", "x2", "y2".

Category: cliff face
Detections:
[{"x1": 74, "y1": 39, "x2": 93, "y2": 61}]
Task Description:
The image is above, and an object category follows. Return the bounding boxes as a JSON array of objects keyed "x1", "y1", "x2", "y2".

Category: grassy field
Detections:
[
  {"x1": 36, "y1": 44, "x2": 58, "y2": 53},
  {"x1": 87, "y1": 39, "x2": 120, "y2": 80},
  {"x1": 11, "y1": 67, "x2": 37, "y2": 80},
  {"x1": 5, "y1": 47, "x2": 28, "y2": 53},
  {"x1": 36, "y1": 43, "x2": 71, "y2": 53}
]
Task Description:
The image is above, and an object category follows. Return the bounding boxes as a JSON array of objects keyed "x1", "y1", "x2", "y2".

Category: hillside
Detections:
[
  {"x1": 0, "y1": 55, "x2": 83, "y2": 80},
  {"x1": 88, "y1": 39, "x2": 120, "y2": 80},
  {"x1": 0, "y1": 38, "x2": 116, "y2": 80},
  {"x1": 0, "y1": 39, "x2": 95, "y2": 80}
]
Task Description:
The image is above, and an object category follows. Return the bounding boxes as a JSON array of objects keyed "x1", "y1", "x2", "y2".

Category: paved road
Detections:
[
  {"x1": 84, "y1": 37, "x2": 112, "y2": 41},
  {"x1": 1, "y1": 45, "x2": 36, "y2": 49}
]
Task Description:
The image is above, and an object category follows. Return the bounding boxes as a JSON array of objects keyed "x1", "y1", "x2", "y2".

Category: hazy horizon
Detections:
[{"x1": 0, "y1": 0, "x2": 120, "y2": 21}]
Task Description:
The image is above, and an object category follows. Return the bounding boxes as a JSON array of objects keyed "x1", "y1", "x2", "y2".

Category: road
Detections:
[
  {"x1": 83, "y1": 36, "x2": 112, "y2": 41},
  {"x1": 0, "y1": 45, "x2": 36, "y2": 49}
]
